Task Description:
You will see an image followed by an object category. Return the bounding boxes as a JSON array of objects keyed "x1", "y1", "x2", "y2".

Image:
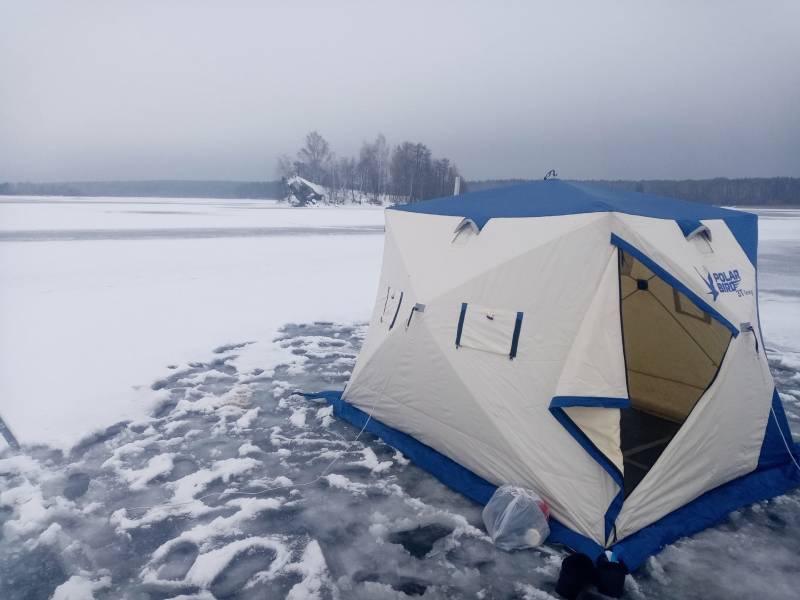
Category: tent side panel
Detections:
[
  {"x1": 345, "y1": 211, "x2": 621, "y2": 544},
  {"x1": 612, "y1": 214, "x2": 775, "y2": 539}
]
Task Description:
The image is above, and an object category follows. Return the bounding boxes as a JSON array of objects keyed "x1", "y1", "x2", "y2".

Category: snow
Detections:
[
  {"x1": 0, "y1": 194, "x2": 384, "y2": 232},
  {"x1": 169, "y1": 457, "x2": 261, "y2": 503},
  {"x1": 50, "y1": 575, "x2": 111, "y2": 600},
  {"x1": 752, "y1": 208, "x2": 800, "y2": 356},
  {"x1": 351, "y1": 447, "x2": 394, "y2": 474},
  {"x1": 0, "y1": 195, "x2": 383, "y2": 449},
  {"x1": 120, "y1": 453, "x2": 176, "y2": 490},
  {"x1": 289, "y1": 407, "x2": 308, "y2": 427},
  {"x1": 0, "y1": 199, "x2": 797, "y2": 598},
  {"x1": 184, "y1": 536, "x2": 290, "y2": 587},
  {"x1": 0, "y1": 318, "x2": 797, "y2": 598}
]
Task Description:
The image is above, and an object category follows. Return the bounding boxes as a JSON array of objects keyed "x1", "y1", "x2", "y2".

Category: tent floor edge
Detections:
[
  {"x1": 299, "y1": 391, "x2": 799, "y2": 572},
  {"x1": 301, "y1": 390, "x2": 604, "y2": 558},
  {"x1": 611, "y1": 457, "x2": 800, "y2": 571}
]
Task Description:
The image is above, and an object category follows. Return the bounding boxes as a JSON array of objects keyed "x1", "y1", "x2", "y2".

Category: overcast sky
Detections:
[{"x1": 1, "y1": 1, "x2": 798, "y2": 182}]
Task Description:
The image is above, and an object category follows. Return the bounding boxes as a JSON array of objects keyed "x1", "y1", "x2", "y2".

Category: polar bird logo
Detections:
[
  {"x1": 695, "y1": 266, "x2": 745, "y2": 302},
  {"x1": 699, "y1": 269, "x2": 720, "y2": 302}
]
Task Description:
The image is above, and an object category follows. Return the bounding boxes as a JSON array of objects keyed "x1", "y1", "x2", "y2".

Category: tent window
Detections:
[
  {"x1": 618, "y1": 249, "x2": 732, "y2": 495},
  {"x1": 457, "y1": 303, "x2": 523, "y2": 358}
]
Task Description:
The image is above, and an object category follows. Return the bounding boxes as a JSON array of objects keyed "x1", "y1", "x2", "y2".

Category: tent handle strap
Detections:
[{"x1": 740, "y1": 322, "x2": 759, "y2": 353}]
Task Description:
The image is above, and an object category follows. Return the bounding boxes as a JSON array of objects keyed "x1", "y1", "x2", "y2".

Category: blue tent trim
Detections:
[
  {"x1": 675, "y1": 218, "x2": 707, "y2": 238},
  {"x1": 509, "y1": 311, "x2": 524, "y2": 359},
  {"x1": 611, "y1": 234, "x2": 739, "y2": 337},
  {"x1": 758, "y1": 388, "x2": 797, "y2": 469},
  {"x1": 551, "y1": 396, "x2": 631, "y2": 409},
  {"x1": 302, "y1": 391, "x2": 800, "y2": 571},
  {"x1": 455, "y1": 302, "x2": 467, "y2": 348},
  {"x1": 389, "y1": 180, "x2": 759, "y2": 266}
]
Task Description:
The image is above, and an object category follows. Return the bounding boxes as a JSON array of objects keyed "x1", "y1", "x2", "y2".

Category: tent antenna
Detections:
[{"x1": 544, "y1": 169, "x2": 558, "y2": 180}]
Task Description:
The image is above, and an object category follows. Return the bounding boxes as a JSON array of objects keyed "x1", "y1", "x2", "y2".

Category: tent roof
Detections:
[{"x1": 389, "y1": 179, "x2": 759, "y2": 265}]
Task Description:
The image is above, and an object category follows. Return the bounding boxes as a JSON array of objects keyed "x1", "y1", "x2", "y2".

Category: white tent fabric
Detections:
[{"x1": 342, "y1": 202, "x2": 774, "y2": 546}]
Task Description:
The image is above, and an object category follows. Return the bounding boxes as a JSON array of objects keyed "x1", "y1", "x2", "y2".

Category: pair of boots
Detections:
[{"x1": 555, "y1": 552, "x2": 628, "y2": 599}]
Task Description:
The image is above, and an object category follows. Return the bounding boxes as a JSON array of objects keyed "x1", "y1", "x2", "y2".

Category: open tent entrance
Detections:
[{"x1": 618, "y1": 249, "x2": 732, "y2": 495}]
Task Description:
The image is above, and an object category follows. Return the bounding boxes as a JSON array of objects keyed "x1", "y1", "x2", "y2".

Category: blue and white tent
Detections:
[{"x1": 312, "y1": 180, "x2": 799, "y2": 569}]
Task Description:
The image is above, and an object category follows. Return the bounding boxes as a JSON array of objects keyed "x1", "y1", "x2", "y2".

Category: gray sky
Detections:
[{"x1": 1, "y1": 1, "x2": 798, "y2": 182}]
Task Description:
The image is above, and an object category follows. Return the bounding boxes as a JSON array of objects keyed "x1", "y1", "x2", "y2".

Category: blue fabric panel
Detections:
[
  {"x1": 509, "y1": 311, "x2": 523, "y2": 359},
  {"x1": 389, "y1": 180, "x2": 759, "y2": 265},
  {"x1": 455, "y1": 302, "x2": 467, "y2": 348},
  {"x1": 758, "y1": 388, "x2": 798, "y2": 469},
  {"x1": 722, "y1": 212, "x2": 759, "y2": 268},
  {"x1": 676, "y1": 218, "x2": 704, "y2": 238},
  {"x1": 612, "y1": 459, "x2": 800, "y2": 571},
  {"x1": 551, "y1": 396, "x2": 631, "y2": 409},
  {"x1": 388, "y1": 291, "x2": 404, "y2": 330},
  {"x1": 611, "y1": 234, "x2": 739, "y2": 337},
  {"x1": 548, "y1": 520, "x2": 605, "y2": 559}
]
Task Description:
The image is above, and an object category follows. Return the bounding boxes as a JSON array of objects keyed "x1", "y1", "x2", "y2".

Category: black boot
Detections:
[
  {"x1": 555, "y1": 553, "x2": 595, "y2": 599},
  {"x1": 595, "y1": 553, "x2": 628, "y2": 598}
]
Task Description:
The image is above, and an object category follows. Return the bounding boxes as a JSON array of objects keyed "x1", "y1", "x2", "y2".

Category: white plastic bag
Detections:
[{"x1": 482, "y1": 485, "x2": 550, "y2": 550}]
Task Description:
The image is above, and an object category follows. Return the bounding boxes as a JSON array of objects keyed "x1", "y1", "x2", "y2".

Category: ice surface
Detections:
[
  {"x1": 0, "y1": 201, "x2": 798, "y2": 598},
  {"x1": 0, "y1": 319, "x2": 797, "y2": 598},
  {"x1": 50, "y1": 574, "x2": 111, "y2": 600},
  {"x1": 0, "y1": 195, "x2": 384, "y2": 232},
  {"x1": 0, "y1": 196, "x2": 384, "y2": 449}
]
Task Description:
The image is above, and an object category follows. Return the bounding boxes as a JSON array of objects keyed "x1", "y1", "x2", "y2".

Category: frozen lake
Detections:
[
  {"x1": 0, "y1": 197, "x2": 385, "y2": 450},
  {"x1": 0, "y1": 197, "x2": 798, "y2": 599}
]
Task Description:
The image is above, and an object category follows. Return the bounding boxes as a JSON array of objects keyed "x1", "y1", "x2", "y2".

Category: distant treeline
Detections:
[
  {"x1": 278, "y1": 131, "x2": 464, "y2": 203},
  {"x1": 467, "y1": 177, "x2": 800, "y2": 206},
  {"x1": 2, "y1": 176, "x2": 798, "y2": 207},
  {"x1": 0, "y1": 180, "x2": 284, "y2": 199}
]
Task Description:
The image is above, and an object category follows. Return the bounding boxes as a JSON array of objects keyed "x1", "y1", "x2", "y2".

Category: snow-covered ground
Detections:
[
  {"x1": 0, "y1": 198, "x2": 798, "y2": 599},
  {"x1": 0, "y1": 196, "x2": 384, "y2": 449}
]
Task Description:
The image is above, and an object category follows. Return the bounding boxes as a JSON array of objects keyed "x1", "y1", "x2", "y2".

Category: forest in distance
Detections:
[
  {"x1": 3, "y1": 176, "x2": 798, "y2": 208},
  {"x1": 4, "y1": 130, "x2": 799, "y2": 206},
  {"x1": 2, "y1": 127, "x2": 799, "y2": 212}
]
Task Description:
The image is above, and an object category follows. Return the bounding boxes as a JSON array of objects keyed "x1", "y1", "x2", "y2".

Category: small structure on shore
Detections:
[{"x1": 285, "y1": 176, "x2": 327, "y2": 206}]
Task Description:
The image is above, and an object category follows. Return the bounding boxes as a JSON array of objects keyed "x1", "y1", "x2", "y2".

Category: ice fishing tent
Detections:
[{"x1": 310, "y1": 180, "x2": 799, "y2": 569}]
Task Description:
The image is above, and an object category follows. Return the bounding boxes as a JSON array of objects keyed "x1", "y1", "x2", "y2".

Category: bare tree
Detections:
[
  {"x1": 276, "y1": 154, "x2": 295, "y2": 179},
  {"x1": 278, "y1": 131, "x2": 463, "y2": 204},
  {"x1": 296, "y1": 131, "x2": 332, "y2": 184}
]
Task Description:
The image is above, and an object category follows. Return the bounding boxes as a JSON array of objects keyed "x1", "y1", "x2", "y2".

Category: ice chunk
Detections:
[{"x1": 51, "y1": 574, "x2": 111, "y2": 600}]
